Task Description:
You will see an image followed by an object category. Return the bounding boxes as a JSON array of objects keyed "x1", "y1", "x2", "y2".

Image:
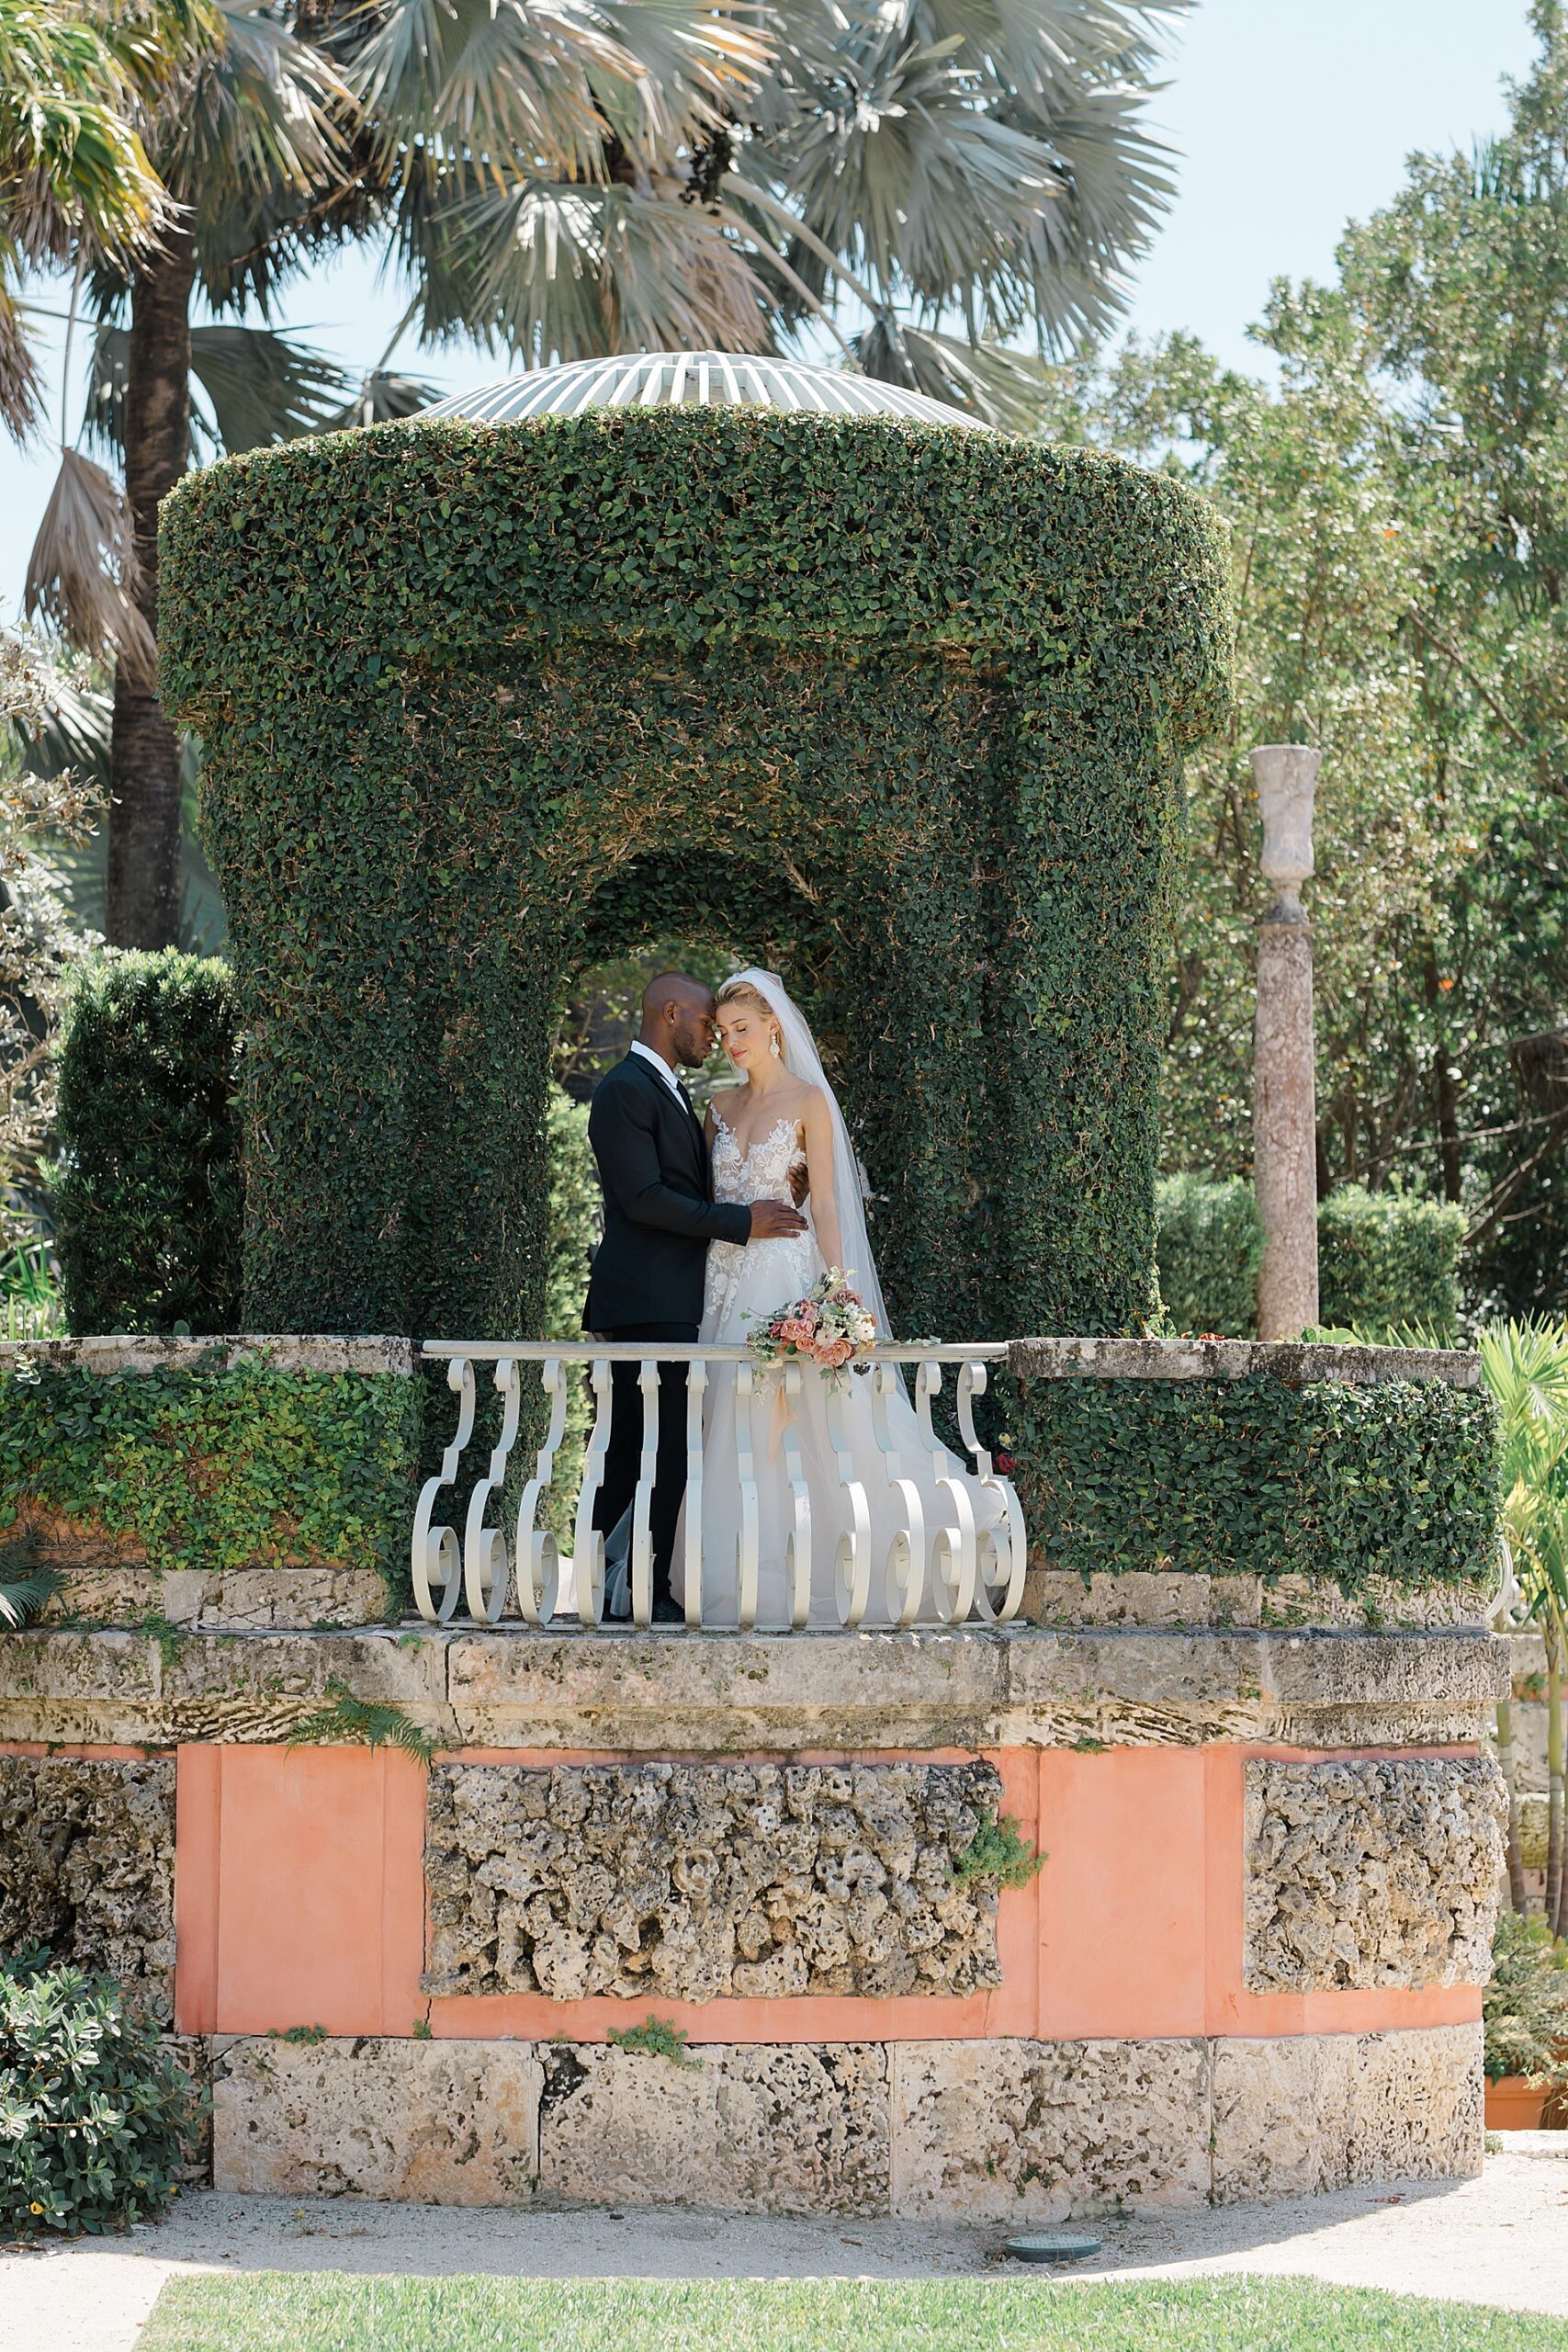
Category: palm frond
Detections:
[
  {"x1": 188, "y1": 323, "x2": 349, "y2": 452},
  {"x1": 0, "y1": 1546, "x2": 63, "y2": 1630},
  {"x1": 322, "y1": 368, "x2": 440, "y2": 430},
  {"x1": 851, "y1": 317, "x2": 1050, "y2": 429},
  {"x1": 0, "y1": 268, "x2": 43, "y2": 443},
  {"x1": 421, "y1": 178, "x2": 773, "y2": 361},
  {"x1": 22, "y1": 450, "x2": 154, "y2": 677}
]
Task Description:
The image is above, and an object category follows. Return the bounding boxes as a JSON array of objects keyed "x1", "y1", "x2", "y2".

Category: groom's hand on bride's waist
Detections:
[{"x1": 748, "y1": 1199, "x2": 808, "y2": 1239}]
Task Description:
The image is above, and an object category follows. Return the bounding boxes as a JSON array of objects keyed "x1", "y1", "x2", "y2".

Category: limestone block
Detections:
[
  {"x1": 1259, "y1": 1577, "x2": 1492, "y2": 1632},
  {"x1": 1211, "y1": 2020, "x2": 1483, "y2": 2199},
  {"x1": 212, "y1": 2037, "x2": 541, "y2": 2202},
  {"x1": 0, "y1": 1754, "x2": 175, "y2": 2018},
  {"x1": 423, "y1": 1759, "x2": 1003, "y2": 2001},
  {"x1": 43, "y1": 1566, "x2": 392, "y2": 1629},
  {"x1": 1244, "y1": 1756, "x2": 1505, "y2": 1992},
  {"x1": 1007, "y1": 1336, "x2": 1481, "y2": 1389},
  {"x1": 889, "y1": 2037, "x2": 1211, "y2": 2222},
  {"x1": 538, "y1": 2041, "x2": 890, "y2": 2214}
]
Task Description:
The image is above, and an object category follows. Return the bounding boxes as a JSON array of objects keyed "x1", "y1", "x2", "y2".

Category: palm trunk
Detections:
[
  {"x1": 1496, "y1": 1697, "x2": 1530, "y2": 1914},
  {"x1": 1547, "y1": 1633, "x2": 1564, "y2": 1935},
  {"x1": 107, "y1": 222, "x2": 196, "y2": 949}
]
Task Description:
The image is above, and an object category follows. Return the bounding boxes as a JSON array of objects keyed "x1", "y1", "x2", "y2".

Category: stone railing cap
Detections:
[
  {"x1": 1006, "y1": 1336, "x2": 1482, "y2": 1389},
  {"x1": 0, "y1": 1334, "x2": 415, "y2": 1376}
]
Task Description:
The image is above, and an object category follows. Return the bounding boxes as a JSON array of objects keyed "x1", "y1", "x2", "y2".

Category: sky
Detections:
[{"x1": 0, "y1": 0, "x2": 1543, "y2": 609}]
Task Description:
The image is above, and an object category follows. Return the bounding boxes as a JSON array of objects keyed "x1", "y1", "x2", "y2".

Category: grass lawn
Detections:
[{"x1": 136, "y1": 2273, "x2": 1568, "y2": 2352}]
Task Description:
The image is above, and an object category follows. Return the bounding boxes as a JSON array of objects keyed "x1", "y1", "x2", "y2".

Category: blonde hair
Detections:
[{"x1": 715, "y1": 979, "x2": 776, "y2": 1020}]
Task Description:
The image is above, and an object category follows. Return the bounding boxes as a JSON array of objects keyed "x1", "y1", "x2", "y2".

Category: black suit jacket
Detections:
[{"x1": 582, "y1": 1053, "x2": 752, "y2": 1330}]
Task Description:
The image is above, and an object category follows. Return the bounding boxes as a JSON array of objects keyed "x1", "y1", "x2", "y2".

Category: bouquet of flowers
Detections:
[{"x1": 745, "y1": 1268, "x2": 879, "y2": 1384}]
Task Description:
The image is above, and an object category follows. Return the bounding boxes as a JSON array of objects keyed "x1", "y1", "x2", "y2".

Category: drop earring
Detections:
[{"x1": 770, "y1": 1033, "x2": 782, "y2": 1058}]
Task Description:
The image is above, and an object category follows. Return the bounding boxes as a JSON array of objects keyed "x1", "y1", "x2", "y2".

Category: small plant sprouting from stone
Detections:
[
  {"x1": 412, "y1": 2017, "x2": 434, "y2": 2041},
  {"x1": 288, "y1": 1679, "x2": 436, "y2": 1765},
  {"x1": 606, "y1": 2016, "x2": 701, "y2": 2067},
  {"x1": 269, "y1": 2024, "x2": 328, "y2": 2045},
  {"x1": 951, "y1": 1809, "x2": 1045, "y2": 1891}
]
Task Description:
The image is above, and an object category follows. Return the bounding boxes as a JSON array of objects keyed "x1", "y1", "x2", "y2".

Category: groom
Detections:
[{"x1": 583, "y1": 971, "x2": 807, "y2": 1620}]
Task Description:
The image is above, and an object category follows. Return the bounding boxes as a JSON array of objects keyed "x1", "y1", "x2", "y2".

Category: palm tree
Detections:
[
  {"x1": 1483, "y1": 1317, "x2": 1568, "y2": 1937},
  {"x1": 0, "y1": 0, "x2": 173, "y2": 439}
]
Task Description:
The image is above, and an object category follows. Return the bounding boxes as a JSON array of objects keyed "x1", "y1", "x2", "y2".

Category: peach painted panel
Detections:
[
  {"x1": 174, "y1": 1746, "x2": 426, "y2": 2037},
  {"x1": 1035, "y1": 1747, "x2": 1208, "y2": 2037}
]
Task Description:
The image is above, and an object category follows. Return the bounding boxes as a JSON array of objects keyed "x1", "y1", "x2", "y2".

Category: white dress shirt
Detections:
[{"x1": 629, "y1": 1040, "x2": 688, "y2": 1102}]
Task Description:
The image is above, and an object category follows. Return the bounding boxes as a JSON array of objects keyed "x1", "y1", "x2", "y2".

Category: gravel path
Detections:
[{"x1": 7, "y1": 2137, "x2": 1568, "y2": 2352}]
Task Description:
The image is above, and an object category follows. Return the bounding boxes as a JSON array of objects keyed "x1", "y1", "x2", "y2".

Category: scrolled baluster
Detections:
[
  {"x1": 871, "y1": 1362, "x2": 925, "y2": 1627},
  {"x1": 412, "y1": 1356, "x2": 475, "y2": 1623},
  {"x1": 915, "y1": 1360, "x2": 976, "y2": 1624},
  {"x1": 779, "y1": 1364, "x2": 812, "y2": 1630},
  {"x1": 463, "y1": 1356, "x2": 522, "y2": 1623},
  {"x1": 628, "y1": 1357, "x2": 661, "y2": 1629},
  {"x1": 734, "y1": 1361, "x2": 761, "y2": 1631},
  {"x1": 513, "y1": 1356, "x2": 569, "y2": 1625},
  {"x1": 824, "y1": 1374, "x2": 871, "y2": 1627},
  {"x1": 957, "y1": 1358, "x2": 1027, "y2": 1623},
  {"x1": 682, "y1": 1359, "x2": 707, "y2": 1628},
  {"x1": 570, "y1": 1356, "x2": 613, "y2": 1626}
]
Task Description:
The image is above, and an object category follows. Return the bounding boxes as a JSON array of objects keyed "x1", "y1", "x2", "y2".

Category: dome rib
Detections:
[{"x1": 416, "y1": 350, "x2": 991, "y2": 433}]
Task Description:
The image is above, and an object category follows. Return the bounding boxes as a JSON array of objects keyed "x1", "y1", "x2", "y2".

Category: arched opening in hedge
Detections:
[{"x1": 160, "y1": 405, "x2": 1233, "y2": 1344}]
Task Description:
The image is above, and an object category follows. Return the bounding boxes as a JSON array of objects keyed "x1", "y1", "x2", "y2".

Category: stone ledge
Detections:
[
  {"x1": 0, "y1": 1624, "x2": 1507, "y2": 1750},
  {"x1": 204, "y1": 2023, "x2": 1483, "y2": 2214},
  {"x1": 1007, "y1": 1337, "x2": 1481, "y2": 1388},
  {"x1": 1028, "y1": 1570, "x2": 1493, "y2": 1634},
  {"x1": 44, "y1": 1566, "x2": 394, "y2": 1631},
  {"x1": 0, "y1": 1334, "x2": 414, "y2": 1377}
]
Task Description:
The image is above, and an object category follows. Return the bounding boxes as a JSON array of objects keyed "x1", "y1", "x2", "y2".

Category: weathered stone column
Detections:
[{"x1": 1252, "y1": 745, "x2": 1321, "y2": 1340}]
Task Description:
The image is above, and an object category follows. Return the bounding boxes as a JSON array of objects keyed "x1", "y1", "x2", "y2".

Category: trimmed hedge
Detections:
[
  {"x1": 1155, "y1": 1176, "x2": 1468, "y2": 1340},
  {"x1": 53, "y1": 955, "x2": 240, "y2": 1337},
  {"x1": 1318, "y1": 1185, "x2": 1466, "y2": 1342},
  {"x1": 1010, "y1": 1372, "x2": 1495, "y2": 1593},
  {"x1": 1155, "y1": 1175, "x2": 1263, "y2": 1338},
  {"x1": 159, "y1": 408, "x2": 1233, "y2": 1343},
  {"x1": 0, "y1": 1355, "x2": 421, "y2": 1589}
]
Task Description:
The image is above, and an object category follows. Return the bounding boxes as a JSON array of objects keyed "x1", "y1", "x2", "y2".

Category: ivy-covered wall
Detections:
[
  {"x1": 0, "y1": 1352, "x2": 420, "y2": 1588},
  {"x1": 160, "y1": 410, "x2": 1233, "y2": 1344},
  {"x1": 1010, "y1": 1371, "x2": 1495, "y2": 1594}
]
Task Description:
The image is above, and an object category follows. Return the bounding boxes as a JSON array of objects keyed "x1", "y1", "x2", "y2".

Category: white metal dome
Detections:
[{"x1": 418, "y1": 350, "x2": 991, "y2": 432}]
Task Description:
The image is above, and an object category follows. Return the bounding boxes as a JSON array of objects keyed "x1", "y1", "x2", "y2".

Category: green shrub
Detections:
[
  {"x1": 0, "y1": 1356, "x2": 421, "y2": 1589},
  {"x1": 53, "y1": 954, "x2": 241, "y2": 1337},
  {"x1": 1483, "y1": 1908, "x2": 1568, "y2": 2086},
  {"x1": 545, "y1": 1086, "x2": 597, "y2": 1338},
  {"x1": 1010, "y1": 1371, "x2": 1496, "y2": 1594},
  {"x1": 1155, "y1": 1175, "x2": 1263, "y2": 1337},
  {"x1": 0, "y1": 1951, "x2": 203, "y2": 2236},
  {"x1": 1317, "y1": 1185, "x2": 1466, "y2": 1343},
  {"x1": 159, "y1": 409, "x2": 1233, "y2": 1344}
]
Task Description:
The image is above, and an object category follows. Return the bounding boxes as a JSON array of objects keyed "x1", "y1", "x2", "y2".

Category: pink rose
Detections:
[{"x1": 821, "y1": 1337, "x2": 854, "y2": 1368}]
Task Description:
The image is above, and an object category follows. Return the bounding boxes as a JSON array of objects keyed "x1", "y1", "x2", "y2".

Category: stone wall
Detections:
[
  {"x1": 208, "y1": 2021, "x2": 1483, "y2": 2215},
  {"x1": 0, "y1": 1755, "x2": 175, "y2": 2018},
  {"x1": 1243, "y1": 1756, "x2": 1504, "y2": 1993},
  {"x1": 423, "y1": 1760, "x2": 1006, "y2": 2001}
]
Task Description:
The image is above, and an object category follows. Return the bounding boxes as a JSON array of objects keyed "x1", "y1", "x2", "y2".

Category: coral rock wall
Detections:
[
  {"x1": 423, "y1": 1759, "x2": 1006, "y2": 2001},
  {"x1": 0, "y1": 1755, "x2": 175, "y2": 2018},
  {"x1": 1243, "y1": 1756, "x2": 1504, "y2": 1993}
]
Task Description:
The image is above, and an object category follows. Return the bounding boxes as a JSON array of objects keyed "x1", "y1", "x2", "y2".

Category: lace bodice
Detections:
[
  {"x1": 703, "y1": 1110, "x2": 818, "y2": 1337},
  {"x1": 711, "y1": 1112, "x2": 806, "y2": 1205}
]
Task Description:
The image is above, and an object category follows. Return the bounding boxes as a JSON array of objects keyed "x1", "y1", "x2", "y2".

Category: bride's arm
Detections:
[{"x1": 802, "y1": 1089, "x2": 845, "y2": 1273}]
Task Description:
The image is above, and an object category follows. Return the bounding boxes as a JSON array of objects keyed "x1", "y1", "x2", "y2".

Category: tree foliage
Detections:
[{"x1": 1039, "y1": 5, "x2": 1568, "y2": 1315}]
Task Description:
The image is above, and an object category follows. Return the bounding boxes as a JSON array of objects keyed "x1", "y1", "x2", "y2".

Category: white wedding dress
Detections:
[{"x1": 671, "y1": 1098, "x2": 1008, "y2": 1630}]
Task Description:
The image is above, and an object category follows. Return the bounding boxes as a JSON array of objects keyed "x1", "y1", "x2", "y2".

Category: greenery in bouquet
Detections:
[{"x1": 746, "y1": 1270, "x2": 879, "y2": 1385}]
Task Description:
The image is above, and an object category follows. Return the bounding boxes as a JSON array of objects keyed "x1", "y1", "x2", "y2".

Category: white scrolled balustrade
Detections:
[{"x1": 412, "y1": 1340, "x2": 1025, "y2": 1631}]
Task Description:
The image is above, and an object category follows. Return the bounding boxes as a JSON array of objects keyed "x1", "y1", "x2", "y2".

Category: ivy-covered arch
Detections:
[{"x1": 160, "y1": 406, "x2": 1232, "y2": 1343}]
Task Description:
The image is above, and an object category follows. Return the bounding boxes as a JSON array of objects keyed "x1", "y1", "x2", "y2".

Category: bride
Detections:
[{"x1": 670, "y1": 967, "x2": 1013, "y2": 1630}]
